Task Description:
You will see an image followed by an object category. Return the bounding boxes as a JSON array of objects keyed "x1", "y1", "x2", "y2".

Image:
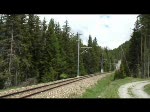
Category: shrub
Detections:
[
  {"x1": 41, "y1": 72, "x2": 52, "y2": 83},
  {"x1": 41, "y1": 67, "x2": 58, "y2": 83},
  {"x1": 0, "y1": 73, "x2": 7, "y2": 89},
  {"x1": 19, "y1": 77, "x2": 37, "y2": 87},
  {"x1": 114, "y1": 70, "x2": 125, "y2": 80},
  {"x1": 60, "y1": 73, "x2": 68, "y2": 79}
]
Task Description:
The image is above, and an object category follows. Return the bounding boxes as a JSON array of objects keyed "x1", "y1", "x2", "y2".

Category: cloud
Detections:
[
  {"x1": 103, "y1": 24, "x2": 109, "y2": 28},
  {"x1": 38, "y1": 14, "x2": 138, "y2": 50},
  {"x1": 106, "y1": 16, "x2": 110, "y2": 18},
  {"x1": 99, "y1": 15, "x2": 110, "y2": 19}
]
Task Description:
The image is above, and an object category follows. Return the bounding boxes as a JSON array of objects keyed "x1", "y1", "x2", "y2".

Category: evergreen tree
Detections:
[{"x1": 92, "y1": 37, "x2": 100, "y2": 72}]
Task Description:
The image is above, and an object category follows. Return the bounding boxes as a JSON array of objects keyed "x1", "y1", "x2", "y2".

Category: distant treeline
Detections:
[{"x1": 112, "y1": 14, "x2": 150, "y2": 79}]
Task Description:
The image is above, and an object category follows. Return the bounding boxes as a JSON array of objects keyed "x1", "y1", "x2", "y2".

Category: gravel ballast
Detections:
[
  {"x1": 0, "y1": 78, "x2": 75, "y2": 97},
  {"x1": 0, "y1": 72, "x2": 112, "y2": 98},
  {"x1": 29, "y1": 73, "x2": 112, "y2": 98}
]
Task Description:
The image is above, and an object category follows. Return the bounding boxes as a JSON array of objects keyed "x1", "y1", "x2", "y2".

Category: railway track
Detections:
[{"x1": 0, "y1": 73, "x2": 101, "y2": 98}]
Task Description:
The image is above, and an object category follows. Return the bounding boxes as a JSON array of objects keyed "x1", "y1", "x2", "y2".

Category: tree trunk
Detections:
[
  {"x1": 8, "y1": 25, "x2": 14, "y2": 86},
  {"x1": 15, "y1": 70, "x2": 18, "y2": 86}
]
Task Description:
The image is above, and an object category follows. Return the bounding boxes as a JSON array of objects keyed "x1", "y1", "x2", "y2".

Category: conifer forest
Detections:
[{"x1": 0, "y1": 14, "x2": 149, "y2": 90}]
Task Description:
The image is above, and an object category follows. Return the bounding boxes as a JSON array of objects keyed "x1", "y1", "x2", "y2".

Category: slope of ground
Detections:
[
  {"x1": 144, "y1": 84, "x2": 150, "y2": 95},
  {"x1": 81, "y1": 73, "x2": 144, "y2": 98}
]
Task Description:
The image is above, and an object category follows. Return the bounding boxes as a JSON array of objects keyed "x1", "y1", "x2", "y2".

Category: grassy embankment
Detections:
[
  {"x1": 144, "y1": 84, "x2": 150, "y2": 95},
  {"x1": 81, "y1": 73, "x2": 145, "y2": 98}
]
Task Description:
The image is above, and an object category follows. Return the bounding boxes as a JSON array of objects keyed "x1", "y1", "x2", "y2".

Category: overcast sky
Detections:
[{"x1": 38, "y1": 14, "x2": 138, "y2": 50}]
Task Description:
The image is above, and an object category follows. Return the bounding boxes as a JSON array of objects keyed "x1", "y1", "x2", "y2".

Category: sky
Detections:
[{"x1": 38, "y1": 14, "x2": 138, "y2": 50}]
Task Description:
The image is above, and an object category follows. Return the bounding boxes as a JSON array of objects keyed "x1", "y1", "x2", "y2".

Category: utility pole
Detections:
[
  {"x1": 77, "y1": 32, "x2": 92, "y2": 77},
  {"x1": 109, "y1": 58, "x2": 111, "y2": 72},
  {"x1": 77, "y1": 32, "x2": 82, "y2": 77},
  {"x1": 101, "y1": 53, "x2": 104, "y2": 73}
]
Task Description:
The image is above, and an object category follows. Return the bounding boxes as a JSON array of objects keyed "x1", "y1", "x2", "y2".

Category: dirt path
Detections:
[{"x1": 118, "y1": 81, "x2": 150, "y2": 98}]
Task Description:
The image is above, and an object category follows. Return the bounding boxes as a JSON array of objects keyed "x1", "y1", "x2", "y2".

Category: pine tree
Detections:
[
  {"x1": 37, "y1": 17, "x2": 47, "y2": 82},
  {"x1": 0, "y1": 14, "x2": 8, "y2": 88},
  {"x1": 128, "y1": 28, "x2": 141, "y2": 77},
  {"x1": 0, "y1": 15, "x2": 29, "y2": 87},
  {"x1": 26, "y1": 14, "x2": 37, "y2": 80},
  {"x1": 84, "y1": 35, "x2": 94, "y2": 74},
  {"x1": 41, "y1": 18, "x2": 59, "y2": 82},
  {"x1": 139, "y1": 14, "x2": 150, "y2": 78},
  {"x1": 61, "y1": 20, "x2": 75, "y2": 76},
  {"x1": 92, "y1": 37, "x2": 101, "y2": 72}
]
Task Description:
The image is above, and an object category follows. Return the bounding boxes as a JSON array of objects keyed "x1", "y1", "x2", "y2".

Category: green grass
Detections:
[
  {"x1": 81, "y1": 73, "x2": 144, "y2": 98},
  {"x1": 144, "y1": 84, "x2": 150, "y2": 95},
  {"x1": 0, "y1": 86, "x2": 19, "y2": 92}
]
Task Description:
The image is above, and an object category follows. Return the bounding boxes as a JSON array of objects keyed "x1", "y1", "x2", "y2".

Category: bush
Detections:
[
  {"x1": 0, "y1": 73, "x2": 7, "y2": 89},
  {"x1": 114, "y1": 70, "x2": 125, "y2": 80},
  {"x1": 19, "y1": 77, "x2": 37, "y2": 87},
  {"x1": 60, "y1": 73, "x2": 68, "y2": 79},
  {"x1": 80, "y1": 69, "x2": 87, "y2": 76},
  {"x1": 41, "y1": 67, "x2": 58, "y2": 83},
  {"x1": 41, "y1": 72, "x2": 52, "y2": 83}
]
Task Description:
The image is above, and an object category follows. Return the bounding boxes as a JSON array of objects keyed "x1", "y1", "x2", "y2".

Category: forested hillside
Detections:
[
  {"x1": 0, "y1": 14, "x2": 115, "y2": 89},
  {"x1": 111, "y1": 14, "x2": 150, "y2": 79},
  {"x1": 2, "y1": 14, "x2": 148, "y2": 89}
]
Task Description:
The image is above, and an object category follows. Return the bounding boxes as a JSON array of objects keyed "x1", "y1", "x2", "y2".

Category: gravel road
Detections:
[{"x1": 118, "y1": 81, "x2": 150, "y2": 98}]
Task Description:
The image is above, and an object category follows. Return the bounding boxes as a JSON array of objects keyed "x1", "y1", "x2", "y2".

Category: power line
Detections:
[{"x1": 77, "y1": 32, "x2": 92, "y2": 77}]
